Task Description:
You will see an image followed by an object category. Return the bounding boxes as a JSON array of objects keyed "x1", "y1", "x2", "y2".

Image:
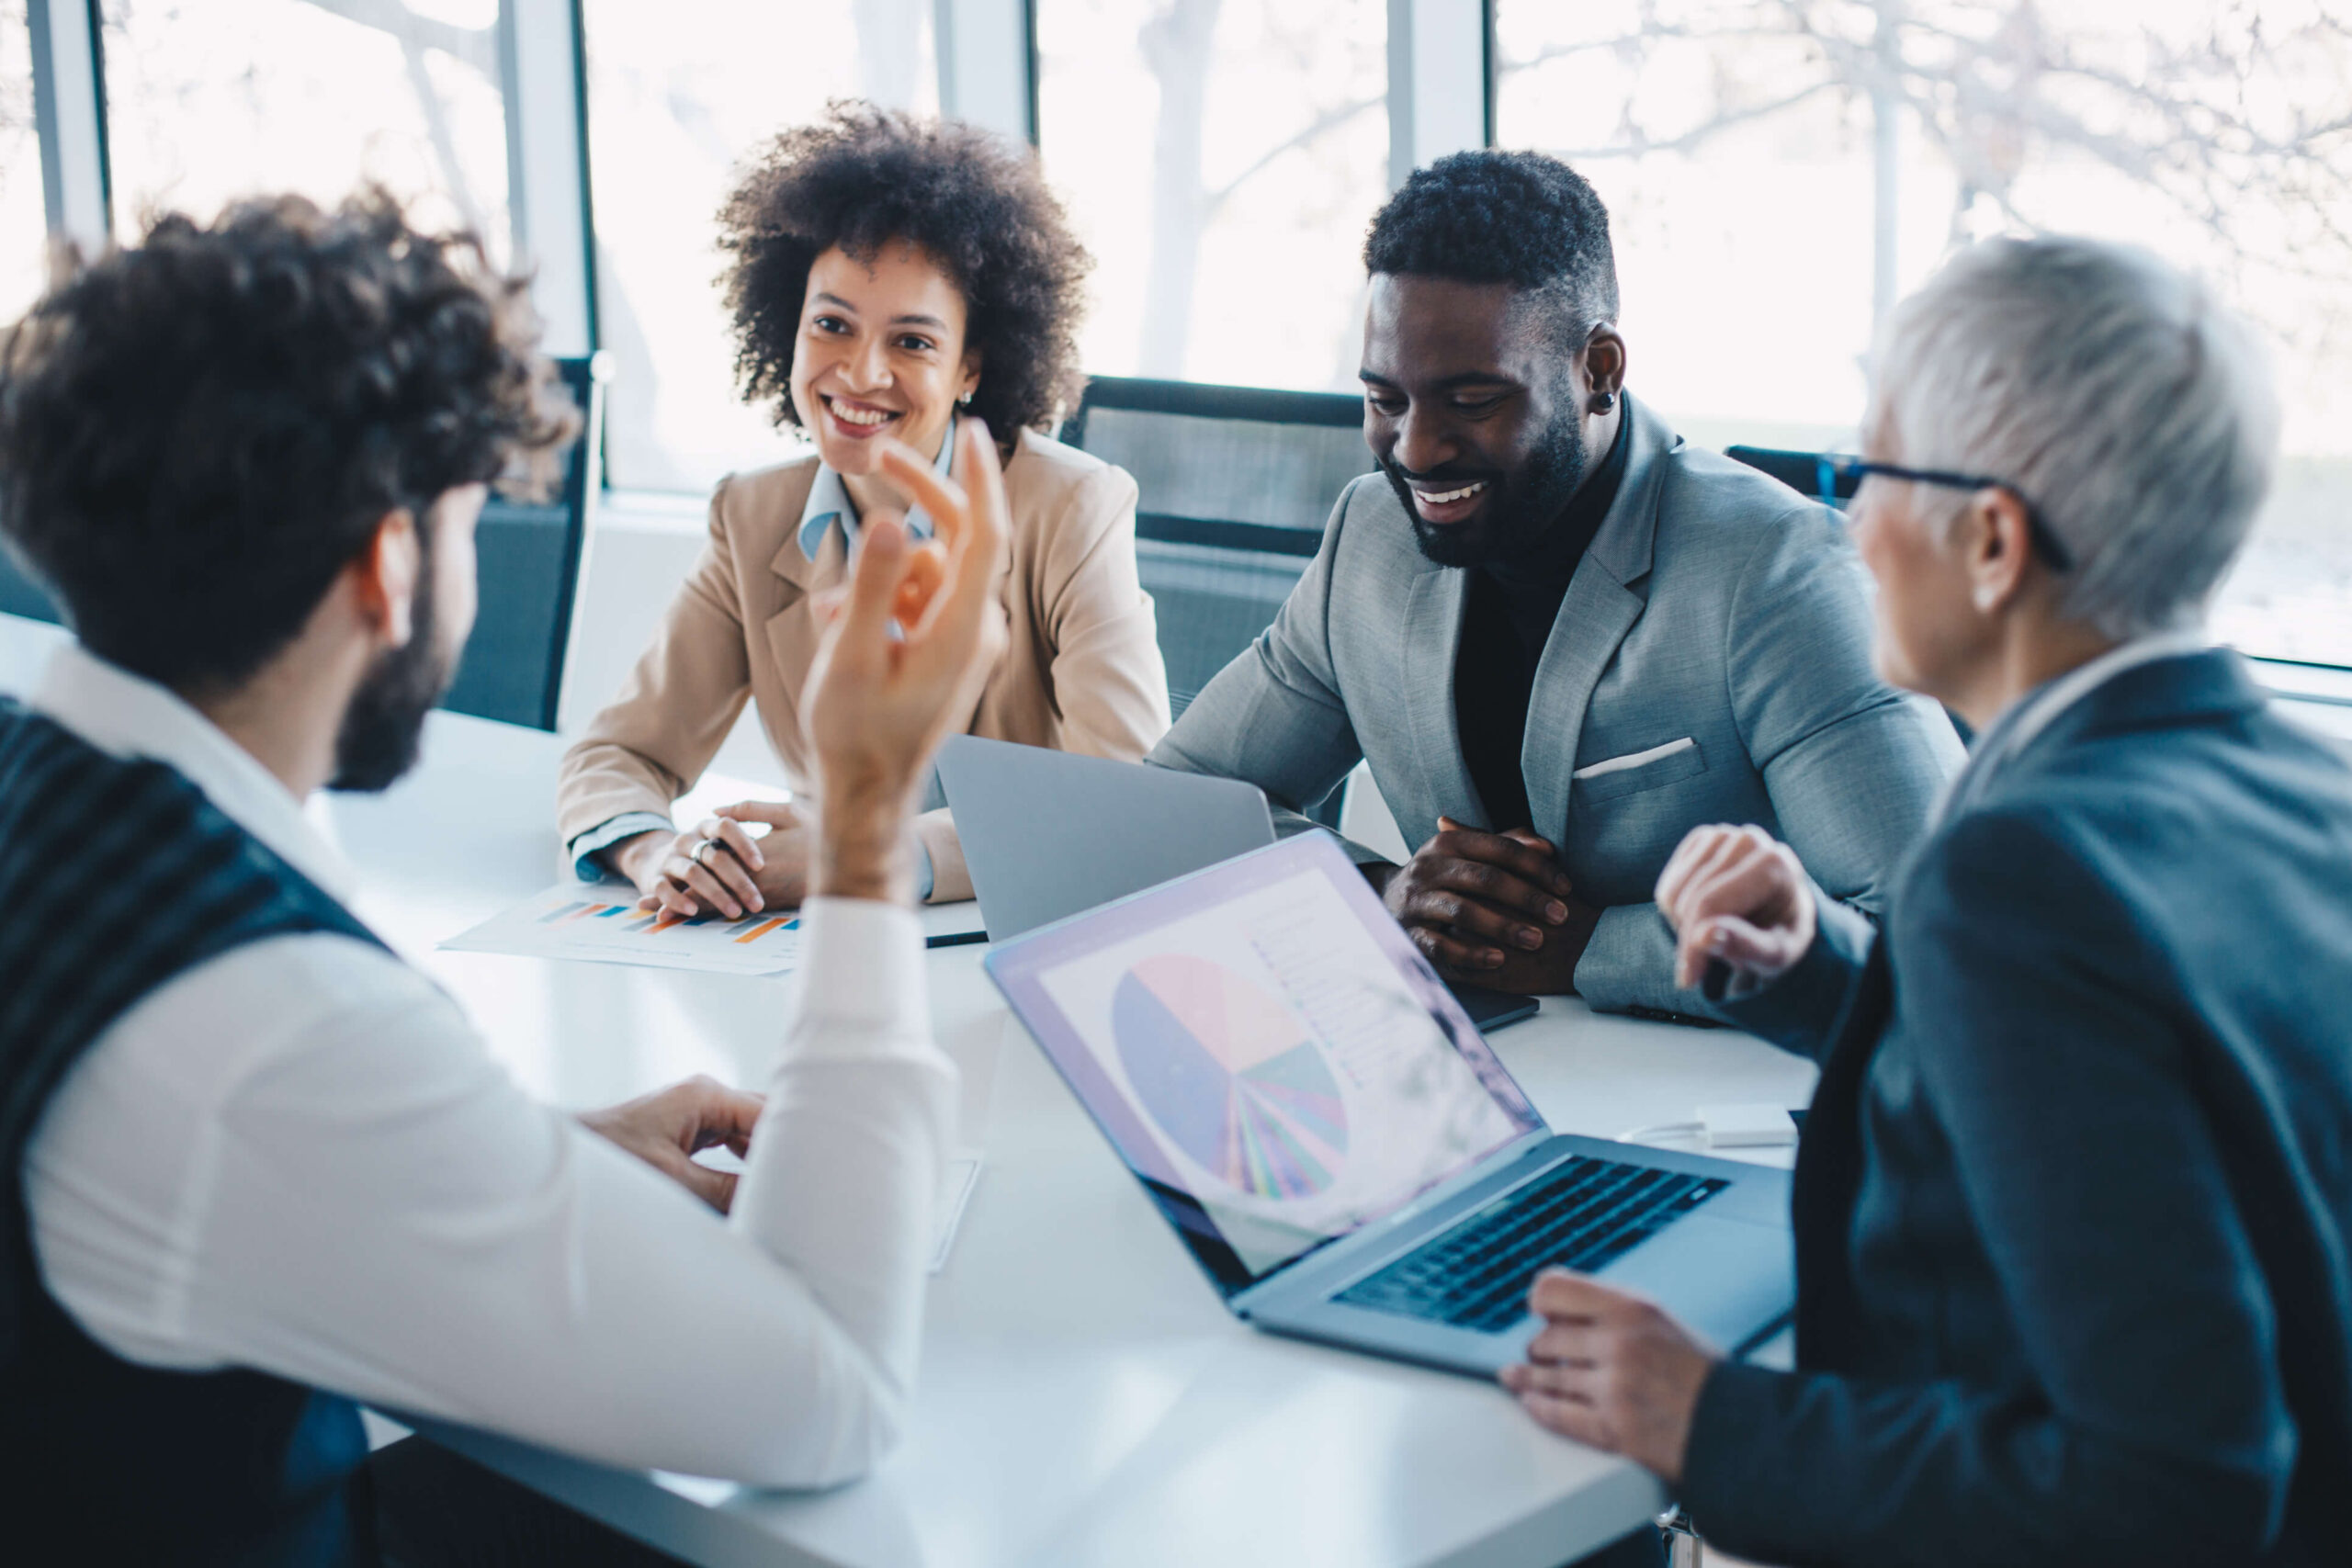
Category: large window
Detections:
[
  {"x1": 583, "y1": 0, "x2": 937, "y2": 493},
  {"x1": 1035, "y1": 0, "x2": 1388, "y2": 393},
  {"x1": 0, "y1": 3, "x2": 43, "y2": 325},
  {"x1": 1495, "y1": 0, "x2": 2352, "y2": 668},
  {"x1": 14, "y1": 1, "x2": 2345, "y2": 675},
  {"x1": 101, "y1": 1, "x2": 511, "y2": 257}
]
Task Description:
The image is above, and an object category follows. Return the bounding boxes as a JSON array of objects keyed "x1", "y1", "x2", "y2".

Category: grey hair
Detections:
[{"x1": 1869, "y1": 235, "x2": 2279, "y2": 638}]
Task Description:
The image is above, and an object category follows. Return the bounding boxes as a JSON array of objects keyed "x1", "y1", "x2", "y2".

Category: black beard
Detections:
[
  {"x1": 1385, "y1": 407, "x2": 1590, "y2": 570},
  {"x1": 329, "y1": 560, "x2": 458, "y2": 793}
]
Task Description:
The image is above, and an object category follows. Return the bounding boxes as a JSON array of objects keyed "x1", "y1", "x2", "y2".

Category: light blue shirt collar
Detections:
[{"x1": 794, "y1": 414, "x2": 957, "y2": 566}]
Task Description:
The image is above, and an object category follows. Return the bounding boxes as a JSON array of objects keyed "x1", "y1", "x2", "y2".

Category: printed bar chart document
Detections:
[{"x1": 442, "y1": 883, "x2": 803, "y2": 976}]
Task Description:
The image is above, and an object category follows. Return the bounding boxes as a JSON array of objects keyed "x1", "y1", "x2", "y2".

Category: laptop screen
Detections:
[{"x1": 985, "y1": 832, "x2": 1544, "y2": 1295}]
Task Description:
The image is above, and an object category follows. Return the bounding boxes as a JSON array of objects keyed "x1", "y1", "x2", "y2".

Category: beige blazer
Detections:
[{"x1": 557, "y1": 428, "x2": 1172, "y2": 901}]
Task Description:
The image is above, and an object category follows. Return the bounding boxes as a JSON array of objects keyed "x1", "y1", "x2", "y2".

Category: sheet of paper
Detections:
[{"x1": 441, "y1": 882, "x2": 802, "y2": 976}]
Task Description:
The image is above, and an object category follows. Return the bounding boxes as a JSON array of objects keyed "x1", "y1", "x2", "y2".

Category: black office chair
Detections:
[
  {"x1": 0, "y1": 354, "x2": 609, "y2": 734},
  {"x1": 1062, "y1": 376, "x2": 1371, "y2": 714},
  {"x1": 1062, "y1": 376, "x2": 1374, "y2": 824},
  {"x1": 1724, "y1": 441, "x2": 1979, "y2": 742},
  {"x1": 1724, "y1": 444, "x2": 1860, "y2": 510},
  {"x1": 439, "y1": 352, "x2": 610, "y2": 731},
  {"x1": 0, "y1": 542, "x2": 52, "y2": 625}
]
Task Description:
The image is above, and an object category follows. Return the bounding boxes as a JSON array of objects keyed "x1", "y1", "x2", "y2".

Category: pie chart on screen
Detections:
[{"x1": 1112, "y1": 953, "x2": 1349, "y2": 1200}]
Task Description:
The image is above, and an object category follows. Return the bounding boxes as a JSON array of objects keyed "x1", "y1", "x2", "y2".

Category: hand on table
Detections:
[
  {"x1": 612, "y1": 803, "x2": 816, "y2": 921},
  {"x1": 1499, "y1": 1270, "x2": 1720, "y2": 1485},
  {"x1": 1380, "y1": 818, "x2": 1601, "y2": 993},
  {"x1": 578, "y1": 1075, "x2": 766, "y2": 1214},
  {"x1": 1655, "y1": 823, "x2": 1816, "y2": 992},
  {"x1": 799, "y1": 419, "x2": 1011, "y2": 903}
]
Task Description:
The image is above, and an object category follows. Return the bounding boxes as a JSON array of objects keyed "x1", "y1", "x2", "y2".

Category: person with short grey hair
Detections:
[
  {"x1": 1871, "y1": 234, "x2": 2278, "y2": 640},
  {"x1": 1501, "y1": 235, "x2": 2352, "y2": 1565}
]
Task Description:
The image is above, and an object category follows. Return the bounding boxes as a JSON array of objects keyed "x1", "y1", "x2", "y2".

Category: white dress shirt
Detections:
[{"x1": 22, "y1": 643, "x2": 957, "y2": 1487}]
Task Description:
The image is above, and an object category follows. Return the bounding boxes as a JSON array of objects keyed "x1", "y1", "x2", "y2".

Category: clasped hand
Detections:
[
  {"x1": 622, "y1": 802, "x2": 810, "y2": 921},
  {"x1": 1382, "y1": 818, "x2": 1601, "y2": 993}
]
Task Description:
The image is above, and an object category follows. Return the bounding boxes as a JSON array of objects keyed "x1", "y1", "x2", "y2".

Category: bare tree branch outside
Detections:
[{"x1": 1498, "y1": 0, "x2": 2352, "y2": 665}]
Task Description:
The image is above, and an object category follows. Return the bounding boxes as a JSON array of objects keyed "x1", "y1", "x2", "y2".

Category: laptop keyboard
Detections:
[{"x1": 1334, "y1": 1156, "x2": 1729, "y2": 1334}]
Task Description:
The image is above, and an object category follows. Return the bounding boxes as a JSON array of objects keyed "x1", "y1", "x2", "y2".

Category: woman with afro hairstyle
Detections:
[{"x1": 560, "y1": 104, "x2": 1170, "y2": 912}]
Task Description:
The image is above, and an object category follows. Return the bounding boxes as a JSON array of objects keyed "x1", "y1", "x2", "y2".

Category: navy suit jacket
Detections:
[{"x1": 1680, "y1": 650, "x2": 2352, "y2": 1566}]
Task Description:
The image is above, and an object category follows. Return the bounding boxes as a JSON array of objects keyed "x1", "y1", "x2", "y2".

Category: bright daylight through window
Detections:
[
  {"x1": 1035, "y1": 0, "x2": 1389, "y2": 394},
  {"x1": 582, "y1": 0, "x2": 936, "y2": 492},
  {"x1": 0, "y1": 6, "x2": 42, "y2": 326},
  {"x1": 1495, "y1": 0, "x2": 2352, "y2": 669},
  {"x1": 19, "y1": 1, "x2": 2352, "y2": 674},
  {"x1": 101, "y1": 0, "x2": 512, "y2": 260}
]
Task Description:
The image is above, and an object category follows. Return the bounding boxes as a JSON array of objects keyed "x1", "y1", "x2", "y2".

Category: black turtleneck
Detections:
[{"x1": 1452, "y1": 410, "x2": 1631, "y2": 831}]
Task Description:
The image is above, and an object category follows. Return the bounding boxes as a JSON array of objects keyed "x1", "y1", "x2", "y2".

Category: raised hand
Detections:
[
  {"x1": 1654, "y1": 823, "x2": 1817, "y2": 992},
  {"x1": 798, "y1": 418, "x2": 1011, "y2": 903}
]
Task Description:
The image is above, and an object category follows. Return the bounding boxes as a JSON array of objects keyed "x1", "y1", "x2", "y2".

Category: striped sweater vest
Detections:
[{"x1": 0, "y1": 698, "x2": 387, "y2": 1565}]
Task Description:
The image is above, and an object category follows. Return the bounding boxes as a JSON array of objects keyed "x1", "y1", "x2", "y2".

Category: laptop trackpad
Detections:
[{"x1": 1598, "y1": 1213, "x2": 1793, "y2": 1352}]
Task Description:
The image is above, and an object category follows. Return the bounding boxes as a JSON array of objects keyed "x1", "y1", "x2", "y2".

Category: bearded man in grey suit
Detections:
[{"x1": 1148, "y1": 150, "x2": 1963, "y2": 1021}]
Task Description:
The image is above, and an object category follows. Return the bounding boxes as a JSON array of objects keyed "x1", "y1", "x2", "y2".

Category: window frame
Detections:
[{"x1": 27, "y1": 0, "x2": 2352, "y2": 682}]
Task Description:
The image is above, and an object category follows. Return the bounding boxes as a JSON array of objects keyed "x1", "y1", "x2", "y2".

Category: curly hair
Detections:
[
  {"x1": 0, "y1": 189, "x2": 576, "y2": 695},
  {"x1": 718, "y1": 103, "x2": 1091, "y2": 441},
  {"x1": 1364, "y1": 150, "x2": 1620, "y2": 349}
]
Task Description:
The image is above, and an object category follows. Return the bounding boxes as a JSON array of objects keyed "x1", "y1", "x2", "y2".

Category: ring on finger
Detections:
[{"x1": 694, "y1": 837, "x2": 721, "y2": 868}]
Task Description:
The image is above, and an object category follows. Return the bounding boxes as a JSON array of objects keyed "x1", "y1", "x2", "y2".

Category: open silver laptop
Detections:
[
  {"x1": 937, "y1": 734, "x2": 1276, "y2": 941},
  {"x1": 939, "y1": 735, "x2": 1540, "y2": 1032},
  {"x1": 984, "y1": 831, "x2": 1793, "y2": 1375}
]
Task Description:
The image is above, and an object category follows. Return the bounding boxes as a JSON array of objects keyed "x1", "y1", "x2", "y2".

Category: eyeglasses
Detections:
[{"x1": 1815, "y1": 456, "x2": 2075, "y2": 574}]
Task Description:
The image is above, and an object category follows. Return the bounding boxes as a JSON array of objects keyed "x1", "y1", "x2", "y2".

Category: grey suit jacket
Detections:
[{"x1": 1148, "y1": 396, "x2": 1964, "y2": 1016}]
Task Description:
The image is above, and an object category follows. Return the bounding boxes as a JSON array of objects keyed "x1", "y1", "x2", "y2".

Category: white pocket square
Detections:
[{"x1": 1572, "y1": 736, "x2": 1697, "y2": 781}]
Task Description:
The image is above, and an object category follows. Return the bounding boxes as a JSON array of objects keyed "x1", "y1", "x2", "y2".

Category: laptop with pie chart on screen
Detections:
[
  {"x1": 982, "y1": 830, "x2": 1794, "y2": 1376},
  {"x1": 937, "y1": 734, "x2": 1539, "y2": 1034}
]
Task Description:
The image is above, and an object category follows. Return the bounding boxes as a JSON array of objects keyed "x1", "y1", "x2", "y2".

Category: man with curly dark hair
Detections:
[
  {"x1": 560, "y1": 104, "x2": 1170, "y2": 919},
  {"x1": 1153, "y1": 149, "x2": 1963, "y2": 1030},
  {"x1": 0, "y1": 191, "x2": 1017, "y2": 1562}
]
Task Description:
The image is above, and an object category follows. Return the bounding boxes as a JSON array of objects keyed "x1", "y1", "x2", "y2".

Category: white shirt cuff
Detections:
[{"x1": 792, "y1": 897, "x2": 930, "y2": 1040}]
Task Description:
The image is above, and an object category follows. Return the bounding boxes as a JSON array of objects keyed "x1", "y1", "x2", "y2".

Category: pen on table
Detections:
[{"x1": 925, "y1": 930, "x2": 989, "y2": 949}]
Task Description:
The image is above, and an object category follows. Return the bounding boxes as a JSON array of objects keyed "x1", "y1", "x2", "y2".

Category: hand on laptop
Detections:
[
  {"x1": 578, "y1": 1075, "x2": 766, "y2": 1214},
  {"x1": 1500, "y1": 1269, "x2": 1719, "y2": 1483},
  {"x1": 1379, "y1": 818, "x2": 1601, "y2": 992},
  {"x1": 1656, "y1": 823, "x2": 1816, "y2": 992},
  {"x1": 799, "y1": 418, "x2": 1011, "y2": 904}
]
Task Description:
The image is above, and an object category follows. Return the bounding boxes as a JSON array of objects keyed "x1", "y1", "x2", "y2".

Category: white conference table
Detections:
[{"x1": 1, "y1": 615, "x2": 1817, "y2": 1568}]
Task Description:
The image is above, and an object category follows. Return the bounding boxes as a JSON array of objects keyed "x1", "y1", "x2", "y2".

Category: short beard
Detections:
[
  {"x1": 329, "y1": 550, "x2": 458, "y2": 793},
  {"x1": 1385, "y1": 401, "x2": 1590, "y2": 571}
]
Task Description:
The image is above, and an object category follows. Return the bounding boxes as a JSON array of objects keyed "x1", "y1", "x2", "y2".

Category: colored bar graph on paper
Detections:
[{"x1": 444, "y1": 883, "x2": 805, "y2": 976}]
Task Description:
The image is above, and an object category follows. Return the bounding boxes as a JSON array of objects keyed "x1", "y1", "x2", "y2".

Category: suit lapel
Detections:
[
  {"x1": 767, "y1": 510, "x2": 1008, "y2": 755},
  {"x1": 1523, "y1": 567, "x2": 1643, "y2": 840},
  {"x1": 1401, "y1": 565, "x2": 1484, "y2": 831},
  {"x1": 1522, "y1": 396, "x2": 1675, "y2": 841},
  {"x1": 763, "y1": 522, "x2": 847, "y2": 740}
]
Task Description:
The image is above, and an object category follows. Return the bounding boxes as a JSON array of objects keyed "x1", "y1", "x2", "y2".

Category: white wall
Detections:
[{"x1": 560, "y1": 495, "x2": 789, "y2": 789}]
